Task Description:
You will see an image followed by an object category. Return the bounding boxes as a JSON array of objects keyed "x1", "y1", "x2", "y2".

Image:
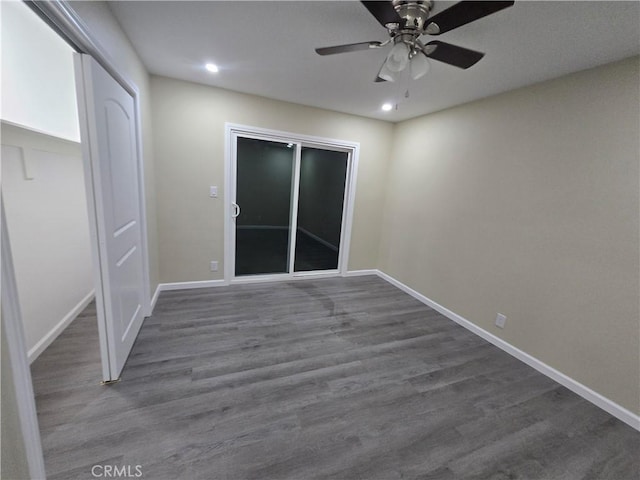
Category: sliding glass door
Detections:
[
  {"x1": 233, "y1": 136, "x2": 349, "y2": 278},
  {"x1": 294, "y1": 147, "x2": 348, "y2": 272},
  {"x1": 234, "y1": 137, "x2": 295, "y2": 276}
]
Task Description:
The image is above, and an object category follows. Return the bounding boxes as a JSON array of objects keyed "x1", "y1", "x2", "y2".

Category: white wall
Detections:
[
  {"x1": 1, "y1": 123, "x2": 94, "y2": 360},
  {"x1": 0, "y1": 0, "x2": 80, "y2": 141},
  {"x1": 379, "y1": 57, "x2": 640, "y2": 414},
  {"x1": 0, "y1": 1, "x2": 95, "y2": 360}
]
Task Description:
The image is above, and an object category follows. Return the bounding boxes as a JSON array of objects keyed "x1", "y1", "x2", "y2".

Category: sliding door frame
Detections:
[{"x1": 224, "y1": 123, "x2": 360, "y2": 284}]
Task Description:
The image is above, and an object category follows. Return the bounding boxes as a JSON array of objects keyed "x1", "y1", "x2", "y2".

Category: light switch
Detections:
[{"x1": 209, "y1": 186, "x2": 218, "y2": 198}]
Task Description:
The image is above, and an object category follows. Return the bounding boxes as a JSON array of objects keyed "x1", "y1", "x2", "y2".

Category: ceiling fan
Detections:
[{"x1": 315, "y1": 1, "x2": 514, "y2": 82}]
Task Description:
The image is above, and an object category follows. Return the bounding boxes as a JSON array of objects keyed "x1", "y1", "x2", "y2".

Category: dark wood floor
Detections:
[{"x1": 31, "y1": 276, "x2": 639, "y2": 480}]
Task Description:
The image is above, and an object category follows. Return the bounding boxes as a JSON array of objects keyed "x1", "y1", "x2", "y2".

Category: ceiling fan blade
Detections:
[
  {"x1": 423, "y1": 41, "x2": 484, "y2": 69},
  {"x1": 361, "y1": 1, "x2": 402, "y2": 27},
  {"x1": 425, "y1": 1, "x2": 514, "y2": 35},
  {"x1": 374, "y1": 76, "x2": 387, "y2": 83},
  {"x1": 315, "y1": 41, "x2": 383, "y2": 56}
]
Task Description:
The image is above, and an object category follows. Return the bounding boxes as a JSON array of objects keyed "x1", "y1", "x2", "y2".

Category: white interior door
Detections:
[{"x1": 74, "y1": 54, "x2": 145, "y2": 381}]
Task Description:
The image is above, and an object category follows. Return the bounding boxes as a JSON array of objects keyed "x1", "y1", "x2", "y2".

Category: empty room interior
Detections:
[{"x1": 1, "y1": 1, "x2": 639, "y2": 479}]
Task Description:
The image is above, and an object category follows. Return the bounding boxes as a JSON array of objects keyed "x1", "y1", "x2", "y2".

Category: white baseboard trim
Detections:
[
  {"x1": 298, "y1": 226, "x2": 339, "y2": 252},
  {"x1": 150, "y1": 284, "x2": 161, "y2": 313},
  {"x1": 158, "y1": 280, "x2": 228, "y2": 292},
  {"x1": 344, "y1": 269, "x2": 378, "y2": 277},
  {"x1": 28, "y1": 290, "x2": 95, "y2": 363},
  {"x1": 375, "y1": 269, "x2": 640, "y2": 431},
  {"x1": 156, "y1": 272, "x2": 347, "y2": 296}
]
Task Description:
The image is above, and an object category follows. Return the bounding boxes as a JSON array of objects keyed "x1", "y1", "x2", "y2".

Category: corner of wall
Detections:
[{"x1": 375, "y1": 121, "x2": 400, "y2": 272}]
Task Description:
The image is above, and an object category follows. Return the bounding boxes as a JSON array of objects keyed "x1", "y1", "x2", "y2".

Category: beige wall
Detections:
[
  {"x1": 150, "y1": 75, "x2": 393, "y2": 282},
  {"x1": 1, "y1": 123, "x2": 93, "y2": 357},
  {"x1": 379, "y1": 57, "x2": 640, "y2": 413},
  {"x1": 68, "y1": 1, "x2": 160, "y2": 294}
]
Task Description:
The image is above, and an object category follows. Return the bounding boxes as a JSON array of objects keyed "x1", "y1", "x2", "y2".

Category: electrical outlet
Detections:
[
  {"x1": 495, "y1": 313, "x2": 507, "y2": 329},
  {"x1": 209, "y1": 186, "x2": 218, "y2": 198},
  {"x1": 210, "y1": 261, "x2": 218, "y2": 272}
]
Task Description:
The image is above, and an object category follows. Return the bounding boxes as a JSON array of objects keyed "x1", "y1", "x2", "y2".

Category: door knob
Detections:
[{"x1": 232, "y1": 203, "x2": 241, "y2": 218}]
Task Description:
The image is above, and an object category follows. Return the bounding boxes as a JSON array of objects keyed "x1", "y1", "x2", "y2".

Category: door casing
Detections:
[{"x1": 224, "y1": 123, "x2": 360, "y2": 284}]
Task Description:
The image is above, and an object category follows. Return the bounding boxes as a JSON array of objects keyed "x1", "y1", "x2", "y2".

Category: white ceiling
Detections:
[{"x1": 109, "y1": 1, "x2": 640, "y2": 122}]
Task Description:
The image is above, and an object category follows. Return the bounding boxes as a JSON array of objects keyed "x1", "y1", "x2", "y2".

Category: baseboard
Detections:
[
  {"x1": 375, "y1": 269, "x2": 640, "y2": 432},
  {"x1": 28, "y1": 290, "x2": 95, "y2": 363},
  {"x1": 150, "y1": 284, "x2": 161, "y2": 313},
  {"x1": 344, "y1": 269, "x2": 378, "y2": 277},
  {"x1": 297, "y1": 227, "x2": 339, "y2": 252},
  {"x1": 157, "y1": 272, "x2": 347, "y2": 293},
  {"x1": 158, "y1": 280, "x2": 228, "y2": 292}
]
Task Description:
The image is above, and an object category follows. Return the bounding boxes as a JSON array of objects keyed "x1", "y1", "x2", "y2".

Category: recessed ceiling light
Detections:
[
  {"x1": 205, "y1": 63, "x2": 219, "y2": 73},
  {"x1": 381, "y1": 103, "x2": 393, "y2": 112}
]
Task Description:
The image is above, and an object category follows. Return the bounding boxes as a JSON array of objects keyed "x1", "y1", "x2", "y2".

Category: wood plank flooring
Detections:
[{"x1": 31, "y1": 276, "x2": 639, "y2": 479}]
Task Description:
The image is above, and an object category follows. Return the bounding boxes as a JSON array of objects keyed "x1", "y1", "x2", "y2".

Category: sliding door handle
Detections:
[{"x1": 232, "y1": 203, "x2": 241, "y2": 218}]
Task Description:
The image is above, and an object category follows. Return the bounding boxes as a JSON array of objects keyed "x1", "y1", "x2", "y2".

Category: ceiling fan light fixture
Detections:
[
  {"x1": 381, "y1": 103, "x2": 393, "y2": 111},
  {"x1": 385, "y1": 41, "x2": 410, "y2": 72},
  {"x1": 410, "y1": 52, "x2": 430, "y2": 79},
  {"x1": 378, "y1": 61, "x2": 398, "y2": 82}
]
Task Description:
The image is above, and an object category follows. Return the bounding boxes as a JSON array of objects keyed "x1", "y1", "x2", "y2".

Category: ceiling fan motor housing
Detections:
[{"x1": 392, "y1": 0, "x2": 433, "y2": 32}]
